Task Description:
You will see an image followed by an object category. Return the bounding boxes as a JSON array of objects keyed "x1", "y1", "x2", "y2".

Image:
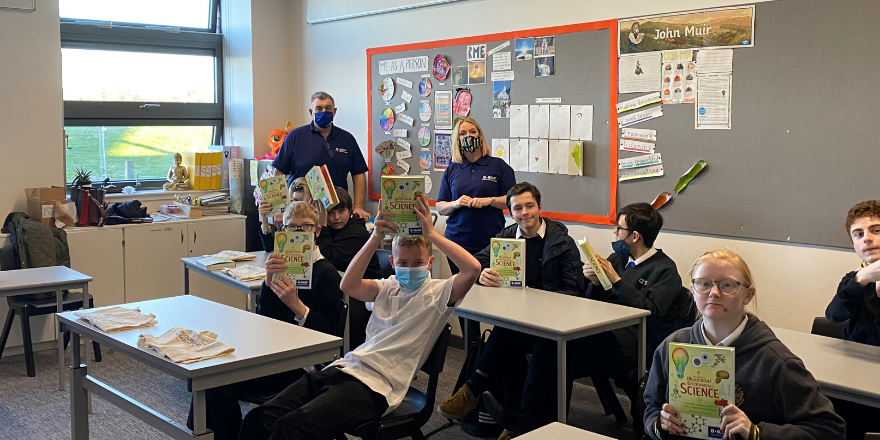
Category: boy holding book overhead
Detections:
[
  {"x1": 186, "y1": 201, "x2": 342, "y2": 440},
  {"x1": 239, "y1": 193, "x2": 481, "y2": 440},
  {"x1": 644, "y1": 249, "x2": 843, "y2": 440}
]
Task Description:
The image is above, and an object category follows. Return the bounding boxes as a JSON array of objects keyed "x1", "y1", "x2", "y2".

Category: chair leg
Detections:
[
  {"x1": 593, "y1": 376, "x2": 627, "y2": 423},
  {"x1": 0, "y1": 309, "x2": 15, "y2": 360},
  {"x1": 20, "y1": 309, "x2": 35, "y2": 377},
  {"x1": 92, "y1": 341, "x2": 102, "y2": 362},
  {"x1": 407, "y1": 424, "x2": 426, "y2": 440}
]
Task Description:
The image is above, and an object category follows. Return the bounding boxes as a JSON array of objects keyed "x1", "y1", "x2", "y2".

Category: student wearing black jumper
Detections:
[
  {"x1": 436, "y1": 182, "x2": 584, "y2": 438},
  {"x1": 825, "y1": 200, "x2": 880, "y2": 439},
  {"x1": 482, "y1": 202, "x2": 684, "y2": 438}
]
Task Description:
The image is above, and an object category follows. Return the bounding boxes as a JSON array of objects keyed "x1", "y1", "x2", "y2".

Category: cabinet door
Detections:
[
  {"x1": 124, "y1": 224, "x2": 188, "y2": 303},
  {"x1": 68, "y1": 228, "x2": 125, "y2": 308},
  {"x1": 187, "y1": 218, "x2": 248, "y2": 309}
]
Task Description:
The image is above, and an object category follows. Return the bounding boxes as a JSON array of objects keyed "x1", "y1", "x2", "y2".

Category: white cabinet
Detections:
[
  {"x1": 123, "y1": 223, "x2": 188, "y2": 303},
  {"x1": 185, "y1": 218, "x2": 247, "y2": 309},
  {"x1": 67, "y1": 228, "x2": 125, "y2": 308}
]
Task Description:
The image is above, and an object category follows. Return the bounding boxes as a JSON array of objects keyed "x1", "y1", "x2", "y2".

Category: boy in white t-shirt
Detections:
[{"x1": 239, "y1": 194, "x2": 481, "y2": 440}]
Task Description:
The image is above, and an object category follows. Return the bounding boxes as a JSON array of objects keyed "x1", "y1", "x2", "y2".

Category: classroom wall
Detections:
[
  {"x1": 0, "y1": 1, "x2": 66, "y2": 215},
  {"x1": 284, "y1": 0, "x2": 860, "y2": 333}
]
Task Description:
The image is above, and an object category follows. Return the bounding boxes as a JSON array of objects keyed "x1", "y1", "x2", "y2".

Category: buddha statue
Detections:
[{"x1": 163, "y1": 152, "x2": 189, "y2": 190}]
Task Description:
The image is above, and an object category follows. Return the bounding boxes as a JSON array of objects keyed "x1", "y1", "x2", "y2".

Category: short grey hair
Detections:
[{"x1": 311, "y1": 91, "x2": 335, "y2": 108}]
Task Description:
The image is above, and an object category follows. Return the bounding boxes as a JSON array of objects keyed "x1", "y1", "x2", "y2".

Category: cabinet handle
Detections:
[
  {"x1": 180, "y1": 231, "x2": 184, "y2": 244},
  {"x1": 193, "y1": 230, "x2": 197, "y2": 243}
]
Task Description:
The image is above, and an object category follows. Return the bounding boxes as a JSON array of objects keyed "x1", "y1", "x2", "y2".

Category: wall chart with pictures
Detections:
[{"x1": 367, "y1": 20, "x2": 619, "y2": 224}]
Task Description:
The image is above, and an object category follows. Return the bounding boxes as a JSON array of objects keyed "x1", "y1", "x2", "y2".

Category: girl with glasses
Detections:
[{"x1": 643, "y1": 249, "x2": 844, "y2": 440}]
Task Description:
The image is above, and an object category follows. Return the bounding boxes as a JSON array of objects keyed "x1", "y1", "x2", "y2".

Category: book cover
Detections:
[
  {"x1": 380, "y1": 176, "x2": 425, "y2": 236},
  {"x1": 575, "y1": 237, "x2": 613, "y2": 290},
  {"x1": 668, "y1": 342, "x2": 736, "y2": 440},
  {"x1": 258, "y1": 176, "x2": 288, "y2": 217},
  {"x1": 195, "y1": 256, "x2": 236, "y2": 271},
  {"x1": 193, "y1": 152, "x2": 202, "y2": 190},
  {"x1": 274, "y1": 230, "x2": 314, "y2": 288},
  {"x1": 490, "y1": 238, "x2": 525, "y2": 288},
  {"x1": 214, "y1": 152, "x2": 223, "y2": 189},
  {"x1": 305, "y1": 165, "x2": 339, "y2": 209}
]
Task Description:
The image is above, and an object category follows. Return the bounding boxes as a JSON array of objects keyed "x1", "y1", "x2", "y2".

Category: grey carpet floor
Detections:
[{"x1": 0, "y1": 346, "x2": 634, "y2": 439}]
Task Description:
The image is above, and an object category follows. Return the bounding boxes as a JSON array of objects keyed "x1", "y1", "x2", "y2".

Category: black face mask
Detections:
[{"x1": 460, "y1": 135, "x2": 481, "y2": 153}]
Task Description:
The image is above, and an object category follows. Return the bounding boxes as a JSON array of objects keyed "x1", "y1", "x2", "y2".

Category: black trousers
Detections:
[
  {"x1": 448, "y1": 256, "x2": 483, "y2": 349},
  {"x1": 239, "y1": 367, "x2": 388, "y2": 440},
  {"x1": 474, "y1": 326, "x2": 542, "y2": 377},
  {"x1": 829, "y1": 397, "x2": 880, "y2": 440},
  {"x1": 186, "y1": 369, "x2": 305, "y2": 440}
]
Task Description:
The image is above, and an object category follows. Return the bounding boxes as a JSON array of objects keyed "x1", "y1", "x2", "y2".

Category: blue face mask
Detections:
[
  {"x1": 314, "y1": 111, "x2": 334, "y2": 129},
  {"x1": 395, "y1": 266, "x2": 429, "y2": 290},
  {"x1": 612, "y1": 238, "x2": 631, "y2": 260}
]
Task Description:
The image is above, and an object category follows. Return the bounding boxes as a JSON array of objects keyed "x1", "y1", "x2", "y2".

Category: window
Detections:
[{"x1": 61, "y1": 0, "x2": 222, "y2": 188}]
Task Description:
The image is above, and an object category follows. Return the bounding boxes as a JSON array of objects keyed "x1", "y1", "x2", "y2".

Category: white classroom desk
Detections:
[
  {"x1": 455, "y1": 285, "x2": 650, "y2": 423},
  {"x1": 516, "y1": 422, "x2": 615, "y2": 439},
  {"x1": 182, "y1": 251, "x2": 268, "y2": 312},
  {"x1": 0, "y1": 265, "x2": 92, "y2": 391},
  {"x1": 772, "y1": 327, "x2": 880, "y2": 409},
  {"x1": 58, "y1": 295, "x2": 342, "y2": 440}
]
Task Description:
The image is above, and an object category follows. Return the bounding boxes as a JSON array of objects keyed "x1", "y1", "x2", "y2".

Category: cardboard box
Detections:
[
  {"x1": 24, "y1": 186, "x2": 67, "y2": 226},
  {"x1": 178, "y1": 204, "x2": 203, "y2": 219}
]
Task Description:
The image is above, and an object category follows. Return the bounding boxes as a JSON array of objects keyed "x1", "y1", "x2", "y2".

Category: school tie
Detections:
[{"x1": 626, "y1": 261, "x2": 636, "y2": 270}]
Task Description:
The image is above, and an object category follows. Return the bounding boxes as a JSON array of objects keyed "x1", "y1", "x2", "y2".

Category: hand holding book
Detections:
[
  {"x1": 596, "y1": 255, "x2": 621, "y2": 284},
  {"x1": 372, "y1": 211, "x2": 398, "y2": 238},
  {"x1": 660, "y1": 403, "x2": 686, "y2": 436},
  {"x1": 269, "y1": 274, "x2": 306, "y2": 320},
  {"x1": 719, "y1": 405, "x2": 752, "y2": 440},
  {"x1": 479, "y1": 268, "x2": 502, "y2": 287}
]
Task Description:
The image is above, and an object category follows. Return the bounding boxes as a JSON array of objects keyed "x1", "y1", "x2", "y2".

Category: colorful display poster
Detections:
[{"x1": 619, "y1": 6, "x2": 755, "y2": 55}]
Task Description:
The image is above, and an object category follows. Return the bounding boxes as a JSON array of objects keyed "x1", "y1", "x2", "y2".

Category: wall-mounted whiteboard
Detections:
[{"x1": 307, "y1": 0, "x2": 467, "y2": 24}]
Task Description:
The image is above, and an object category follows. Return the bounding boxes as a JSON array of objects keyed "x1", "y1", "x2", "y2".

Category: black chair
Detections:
[
  {"x1": 811, "y1": 316, "x2": 846, "y2": 340},
  {"x1": 376, "y1": 249, "x2": 395, "y2": 279},
  {"x1": 0, "y1": 245, "x2": 101, "y2": 377},
  {"x1": 346, "y1": 323, "x2": 453, "y2": 440}
]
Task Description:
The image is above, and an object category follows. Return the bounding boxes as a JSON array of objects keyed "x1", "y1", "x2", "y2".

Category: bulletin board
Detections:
[
  {"x1": 616, "y1": 0, "x2": 880, "y2": 248},
  {"x1": 367, "y1": 20, "x2": 619, "y2": 224}
]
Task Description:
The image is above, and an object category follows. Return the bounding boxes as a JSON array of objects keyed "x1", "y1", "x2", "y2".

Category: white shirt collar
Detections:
[
  {"x1": 312, "y1": 245, "x2": 324, "y2": 263},
  {"x1": 627, "y1": 247, "x2": 657, "y2": 266},
  {"x1": 701, "y1": 316, "x2": 748, "y2": 347},
  {"x1": 515, "y1": 218, "x2": 546, "y2": 239}
]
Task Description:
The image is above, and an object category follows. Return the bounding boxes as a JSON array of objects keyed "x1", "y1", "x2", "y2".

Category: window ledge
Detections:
[{"x1": 104, "y1": 188, "x2": 229, "y2": 203}]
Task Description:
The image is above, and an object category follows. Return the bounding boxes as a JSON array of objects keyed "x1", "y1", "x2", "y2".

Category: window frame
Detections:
[
  {"x1": 60, "y1": 0, "x2": 220, "y2": 33},
  {"x1": 61, "y1": 20, "x2": 224, "y2": 189}
]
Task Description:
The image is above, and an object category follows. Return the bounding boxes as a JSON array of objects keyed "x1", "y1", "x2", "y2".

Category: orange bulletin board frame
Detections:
[{"x1": 367, "y1": 19, "x2": 618, "y2": 225}]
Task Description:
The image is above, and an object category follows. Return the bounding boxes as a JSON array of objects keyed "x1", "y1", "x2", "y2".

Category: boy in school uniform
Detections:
[
  {"x1": 237, "y1": 193, "x2": 481, "y2": 440},
  {"x1": 187, "y1": 202, "x2": 343, "y2": 440},
  {"x1": 825, "y1": 200, "x2": 880, "y2": 439},
  {"x1": 482, "y1": 202, "x2": 684, "y2": 437},
  {"x1": 437, "y1": 182, "x2": 584, "y2": 435}
]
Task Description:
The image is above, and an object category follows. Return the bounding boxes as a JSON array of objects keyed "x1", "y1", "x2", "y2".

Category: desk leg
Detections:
[
  {"x1": 249, "y1": 288, "x2": 257, "y2": 313},
  {"x1": 637, "y1": 316, "x2": 647, "y2": 377},
  {"x1": 57, "y1": 289, "x2": 65, "y2": 391},
  {"x1": 192, "y1": 390, "x2": 211, "y2": 438},
  {"x1": 70, "y1": 331, "x2": 89, "y2": 440},
  {"x1": 557, "y1": 338, "x2": 567, "y2": 423},
  {"x1": 184, "y1": 266, "x2": 190, "y2": 296},
  {"x1": 82, "y1": 283, "x2": 92, "y2": 413}
]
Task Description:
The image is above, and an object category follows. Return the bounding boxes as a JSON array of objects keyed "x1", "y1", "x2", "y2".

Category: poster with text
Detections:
[{"x1": 619, "y1": 6, "x2": 754, "y2": 55}]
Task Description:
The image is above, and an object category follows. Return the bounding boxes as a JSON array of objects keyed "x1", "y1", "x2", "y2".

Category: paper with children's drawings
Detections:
[
  {"x1": 696, "y1": 49, "x2": 734, "y2": 75},
  {"x1": 696, "y1": 74, "x2": 732, "y2": 129},
  {"x1": 621, "y1": 127, "x2": 657, "y2": 142},
  {"x1": 618, "y1": 153, "x2": 662, "y2": 170},
  {"x1": 619, "y1": 165, "x2": 664, "y2": 181},
  {"x1": 529, "y1": 105, "x2": 549, "y2": 138},
  {"x1": 620, "y1": 139, "x2": 655, "y2": 153},
  {"x1": 568, "y1": 141, "x2": 583, "y2": 175},
  {"x1": 570, "y1": 105, "x2": 593, "y2": 141},
  {"x1": 528, "y1": 139, "x2": 549, "y2": 173},
  {"x1": 618, "y1": 106, "x2": 663, "y2": 128},
  {"x1": 510, "y1": 105, "x2": 529, "y2": 138},
  {"x1": 510, "y1": 138, "x2": 529, "y2": 172},
  {"x1": 401, "y1": 90, "x2": 412, "y2": 103},
  {"x1": 548, "y1": 140, "x2": 569, "y2": 174},
  {"x1": 549, "y1": 105, "x2": 570, "y2": 139},
  {"x1": 618, "y1": 52, "x2": 662, "y2": 93},
  {"x1": 492, "y1": 139, "x2": 510, "y2": 164},
  {"x1": 617, "y1": 92, "x2": 661, "y2": 113}
]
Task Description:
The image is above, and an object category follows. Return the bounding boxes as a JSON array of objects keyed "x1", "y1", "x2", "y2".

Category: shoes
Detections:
[
  {"x1": 497, "y1": 428, "x2": 512, "y2": 440},
  {"x1": 437, "y1": 383, "x2": 478, "y2": 420},
  {"x1": 482, "y1": 391, "x2": 535, "y2": 436}
]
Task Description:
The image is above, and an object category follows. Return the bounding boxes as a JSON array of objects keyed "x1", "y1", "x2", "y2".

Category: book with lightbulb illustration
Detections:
[
  {"x1": 489, "y1": 238, "x2": 525, "y2": 288},
  {"x1": 305, "y1": 165, "x2": 339, "y2": 209},
  {"x1": 667, "y1": 342, "x2": 735, "y2": 440},
  {"x1": 273, "y1": 231, "x2": 314, "y2": 289},
  {"x1": 380, "y1": 176, "x2": 425, "y2": 236},
  {"x1": 257, "y1": 175, "x2": 288, "y2": 217},
  {"x1": 575, "y1": 237, "x2": 613, "y2": 290}
]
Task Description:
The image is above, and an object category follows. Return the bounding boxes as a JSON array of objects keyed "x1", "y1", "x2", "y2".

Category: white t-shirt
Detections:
[{"x1": 329, "y1": 274, "x2": 459, "y2": 414}]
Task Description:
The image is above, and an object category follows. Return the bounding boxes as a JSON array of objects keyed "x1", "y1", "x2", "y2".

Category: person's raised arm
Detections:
[
  {"x1": 412, "y1": 194, "x2": 480, "y2": 306},
  {"x1": 351, "y1": 173, "x2": 370, "y2": 219},
  {"x1": 340, "y1": 210, "x2": 395, "y2": 302}
]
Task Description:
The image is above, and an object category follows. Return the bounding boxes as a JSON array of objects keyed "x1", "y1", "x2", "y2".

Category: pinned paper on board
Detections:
[
  {"x1": 419, "y1": 150, "x2": 432, "y2": 172},
  {"x1": 401, "y1": 90, "x2": 413, "y2": 103},
  {"x1": 419, "y1": 101, "x2": 433, "y2": 122},
  {"x1": 424, "y1": 175, "x2": 433, "y2": 193},
  {"x1": 397, "y1": 112, "x2": 414, "y2": 127},
  {"x1": 379, "y1": 77, "x2": 395, "y2": 101},
  {"x1": 568, "y1": 141, "x2": 583, "y2": 175},
  {"x1": 696, "y1": 49, "x2": 734, "y2": 75},
  {"x1": 418, "y1": 127, "x2": 431, "y2": 147},
  {"x1": 620, "y1": 139, "x2": 655, "y2": 153},
  {"x1": 529, "y1": 139, "x2": 549, "y2": 173},
  {"x1": 392, "y1": 129, "x2": 408, "y2": 137},
  {"x1": 451, "y1": 66, "x2": 468, "y2": 86},
  {"x1": 619, "y1": 153, "x2": 662, "y2": 170},
  {"x1": 433, "y1": 131, "x2": 452, "y2": 170},
  {"x1": 619, "y1": 52, "x2": 662, "y2": 93},
  {"x1": 510, "y1": 105, "x2": 529, "y2": 138},
  {"x1": 433, "y1": 54, "x2": 451, "y2": 80},
  {"x1": 418, "y1": 78, "x2": 432, "y2": 97},
  {"x1": 529, "y1": 105, "x2": 550, "y2": 138},
  {"x1": 549, "y1": 105, "x2": 570, "y2": 139},
  {"x1": 493, "y1": 52, "x2": 512, "y2": 71},
  {"x1": 434, "y1": 91, "x2": 452, "y2": 129},
  {"x1": 621, "y1": 127, "x2": 657, "y2": 142},
  {"x1": 651, "y1": 191, "x2": 673, "y2": 209},
  {"x1": 510, "y1": 138, "x2": 529, "y2": 172},
  {"x1": 695, "y1": 75, "x2": 732, "y2": 129},
  {"x1": 570, "y1": 105, "x2": 593, "y2": 141},
  {"x1": 381, "y1": 163, "x2": 395, "y2": 176},
  {"x1": 394, "y1": 102, "x2": 406, "y2": 113},
  {"x1": 396, "y1": 77, "x2": 413, "y2": 89},
  {"x1": 617, "y1": 92, "x2": 661, "y2": 113},
  {"x1": 468, "y1": 60, "x2": 486, "y2": 84},
  {"x1": 467, "y1": 44, "x2": 487, "y2": 61},
  {"x1": 618, "y1": 106, "x2": 663, "y2": 128},
  {"x1": 514, "y1": 38, "x2": 534, "y2": 61},
  {"x1": 375, "y1": 140, "x2": 395, "y2": 163},
  {"x1": 379, "y1": 108, "x2": 395, "y2": 131},
  {"x1": 548, "y1": 140, "x2": 569, "y2": 174},
  {"x1": 492, "y1": 139, "x2": 510, "y2": 164},
  {"x1": 675, "y1": 160, "x2": 708, "y2": 193},
  {"x1": 619, "y1": 165, "x2": 664, "y2": 182}
]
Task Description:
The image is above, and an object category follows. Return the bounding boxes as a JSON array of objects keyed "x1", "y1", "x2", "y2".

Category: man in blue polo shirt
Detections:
[{"x1": 273, "y1": 91, "x2": 371, "y2": 219}]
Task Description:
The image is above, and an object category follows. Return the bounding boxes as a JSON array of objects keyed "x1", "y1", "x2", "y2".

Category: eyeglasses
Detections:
[
  {"x1": 614, "y1": 226, "x2": 631, "y2": 234},
  {"x1": 323, "y1": 140, "x2": 335, "y2": 158},
  {"x1": 291, "y1": 186, "x2": 304, "y2": 193},
  {"x1": 691, "y1": 278, "x2": 747, "y2": 296},
  {"x1": 281, "y1": 223, "x2": 316, "y2": 232}
]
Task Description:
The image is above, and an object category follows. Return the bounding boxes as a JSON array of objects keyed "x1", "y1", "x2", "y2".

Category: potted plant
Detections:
[{"x1": 69, "y1": 167, "x2": 94, "y2": 211}]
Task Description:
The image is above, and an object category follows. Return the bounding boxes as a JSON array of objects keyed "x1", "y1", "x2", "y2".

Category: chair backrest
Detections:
[
  {"x1": 0, "y1": 244, "x2": 18, "y2": 272},
  {"x1": 413, "y1": 323, "x2": 452, "y2": 428},
  {"x1": 811, "y1": 317, "x2": 846, "y2": 340},
  {"x1": 375, "y1": 249, "x2": 395, "y2": 279},
  {"x1": 336, "y1": 299, "x2": 349, "y2": 338}
]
